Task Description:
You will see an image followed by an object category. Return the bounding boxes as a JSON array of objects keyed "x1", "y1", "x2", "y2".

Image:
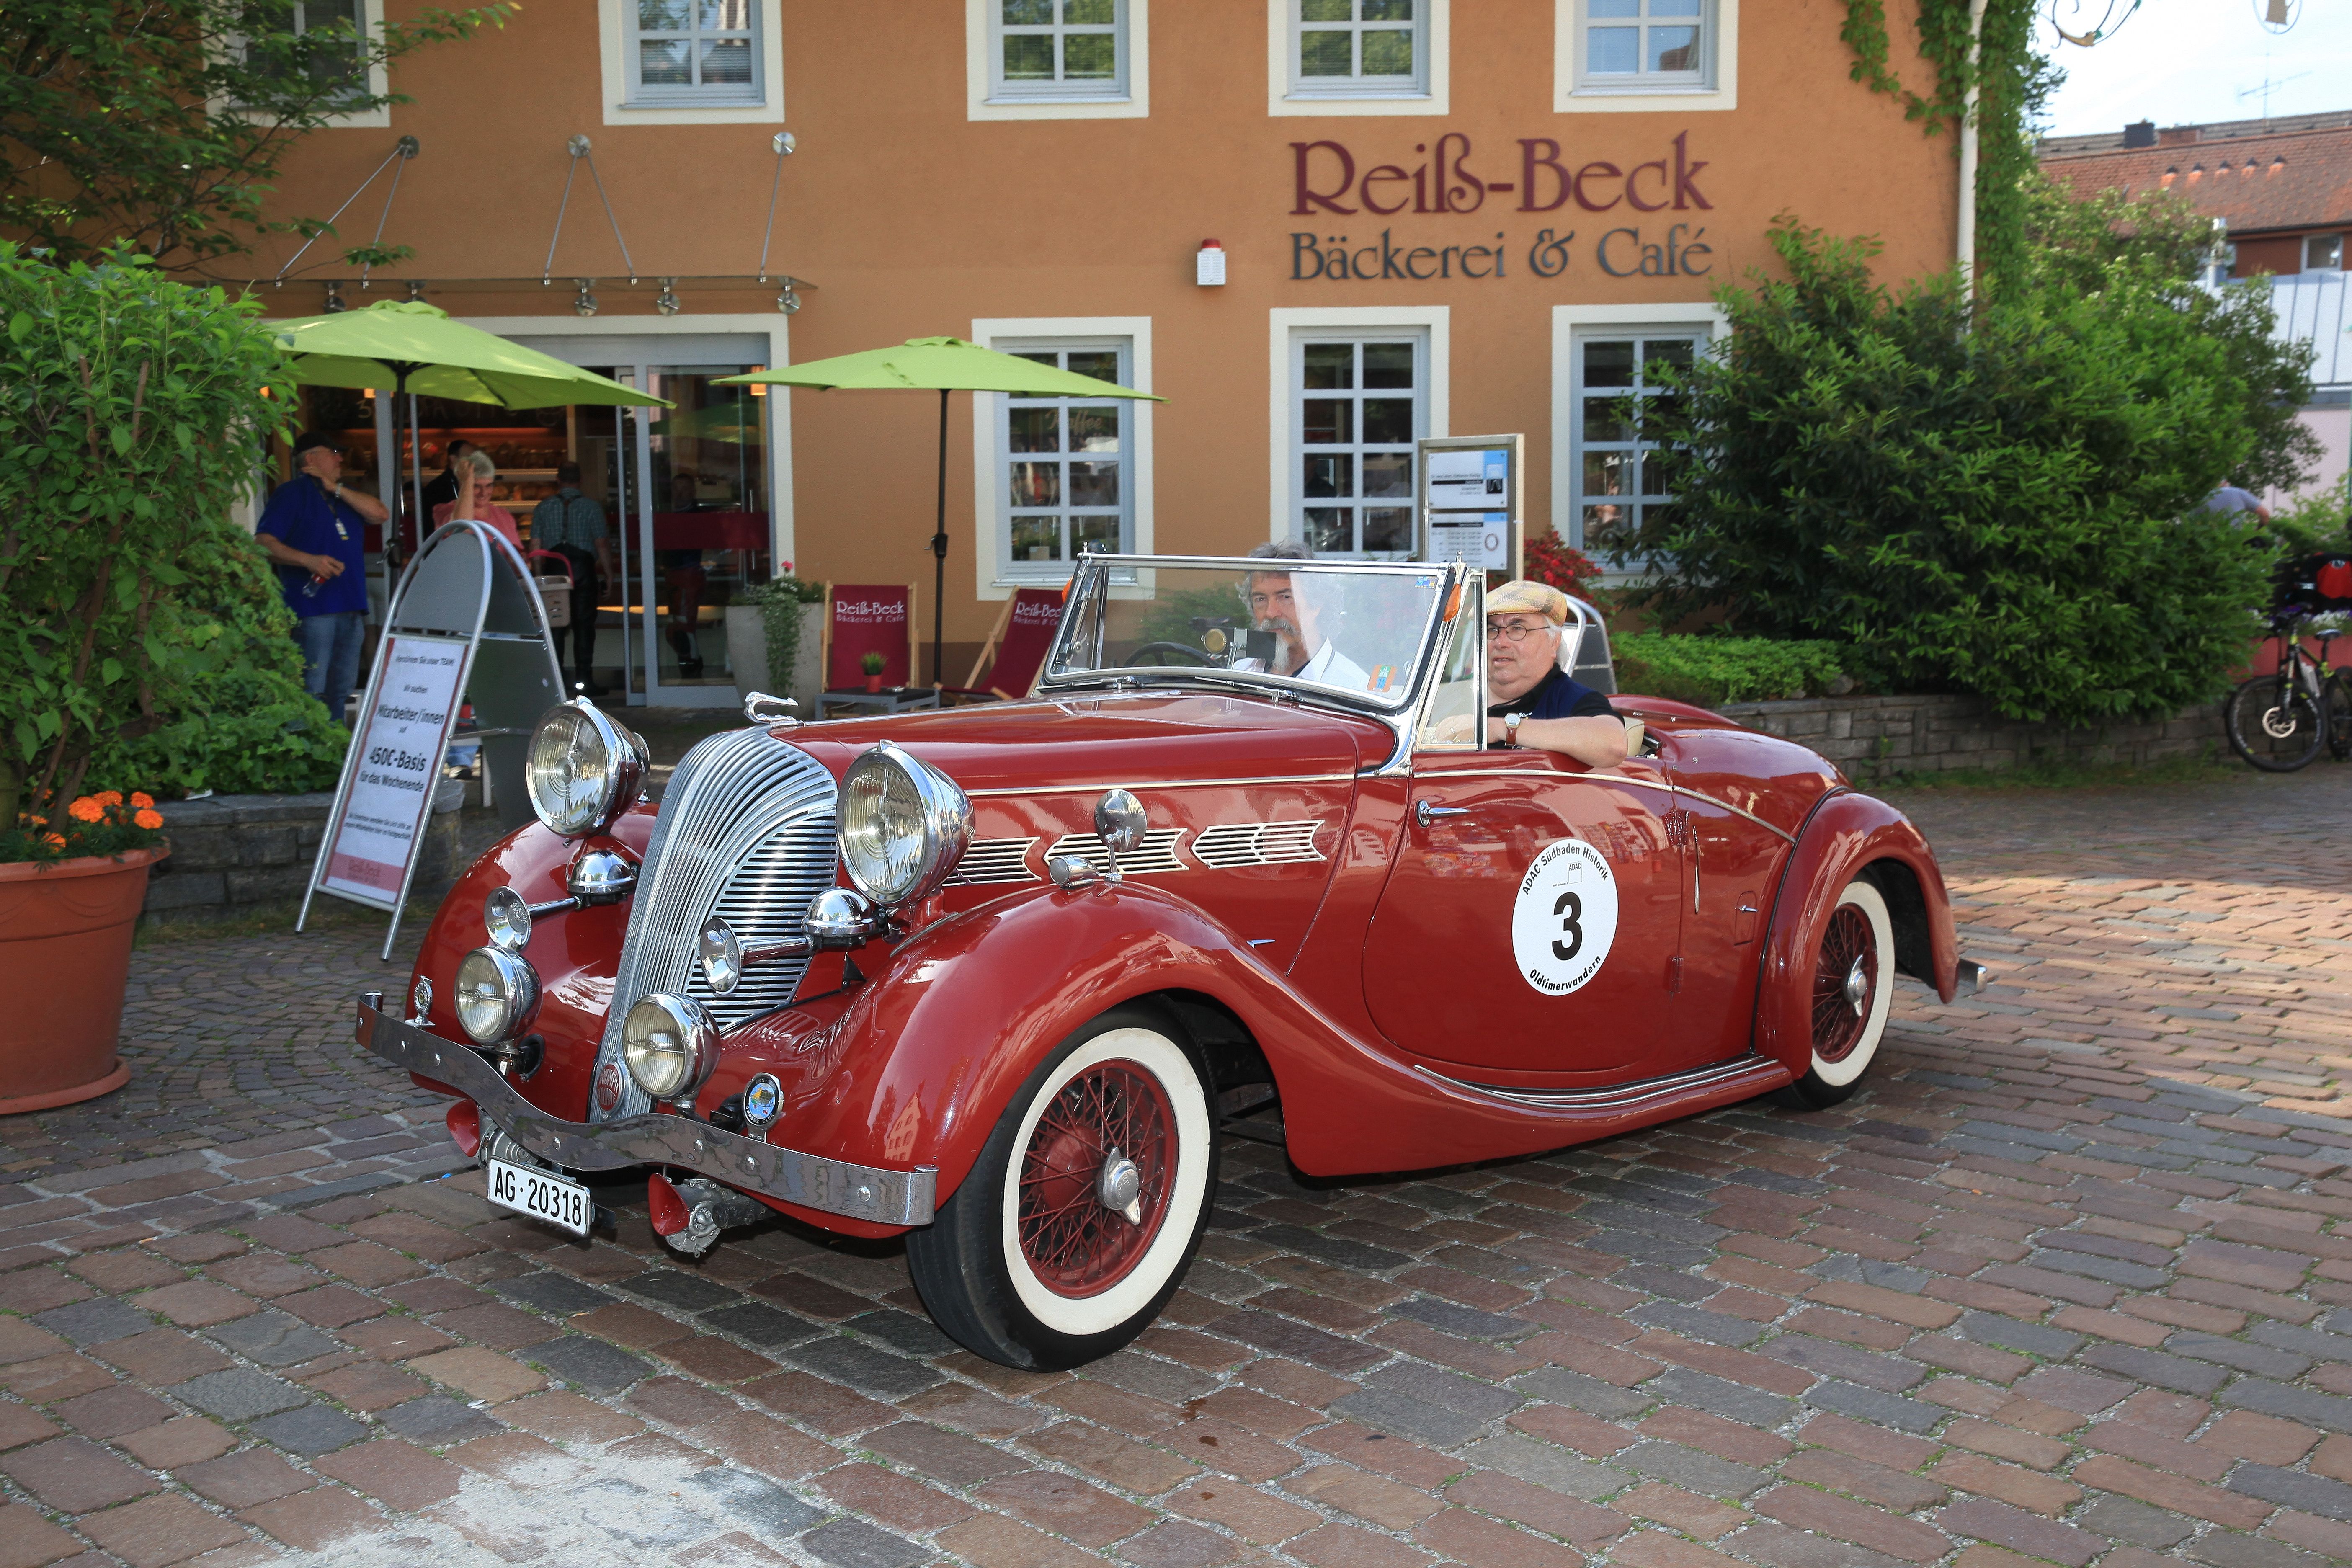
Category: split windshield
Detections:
[{"x1": 1044, "y1": 558, "x2": 1449, "y2": 711}]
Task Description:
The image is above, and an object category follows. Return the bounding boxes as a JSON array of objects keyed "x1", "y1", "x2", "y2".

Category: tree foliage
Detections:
[
  {"x1": 3, "y1": 1, "x2": 512, "y2": 271},
  {"x1": 0, "y1": 242, "x2": 341, "y2": 826},
  {"x1": 1627, "y1": 190, "x2": 2318, "y2": 727}
]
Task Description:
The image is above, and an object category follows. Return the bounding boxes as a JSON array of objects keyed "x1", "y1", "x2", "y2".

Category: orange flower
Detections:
[
  {"x1": 94, "y1": 791, "x2": 123, "y2": 808},
  {"x1": 24, "y1": 814, "x2": 44, "y2": 828},
  {"x1": 134, "y1": 809, "x2": 164, "y2": 830},
  {"x1": 68, "y1": 797, "x2": 104, "y2": 823},
  {"x1": 42, "y1": 834, "x2": 65, "y2": 850},
  {"x1": 130, "y1": 792, "x2": 154, "y2": 810}
]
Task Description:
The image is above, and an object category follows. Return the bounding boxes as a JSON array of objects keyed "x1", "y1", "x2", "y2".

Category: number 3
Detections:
[{"x1": 1552, "y1": 891, "x2": 1583, "y2": 962}]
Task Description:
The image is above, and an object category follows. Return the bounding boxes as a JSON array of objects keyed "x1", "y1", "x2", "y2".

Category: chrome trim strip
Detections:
[
  {"x1": 357, "y1": 1004, "x2": 935, "y2": 1226},
  {"x1": 1404, "y1": 766, "x2": 1797, "y2": 844},
  {"x1": 965, "y1": 772, "x2": 1355, "y2": 798},
  {"x1": 1419, "y1": 1052, "x2": 1783, "y2": 1112}
]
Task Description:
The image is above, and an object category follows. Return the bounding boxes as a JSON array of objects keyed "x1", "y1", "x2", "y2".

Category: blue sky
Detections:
[{"x1": 2036, "y1": 0, "x2": 2352, "y2": 136}]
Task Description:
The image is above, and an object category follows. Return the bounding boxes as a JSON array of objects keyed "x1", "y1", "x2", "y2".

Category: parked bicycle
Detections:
[{"x1": 2224, "y1": 551, "x2": 2352, "y2": 772}]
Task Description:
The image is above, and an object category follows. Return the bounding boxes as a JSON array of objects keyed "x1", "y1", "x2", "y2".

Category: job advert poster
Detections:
[{"x1": 322, "y1": 636, "x2": 468, "y2": 907}]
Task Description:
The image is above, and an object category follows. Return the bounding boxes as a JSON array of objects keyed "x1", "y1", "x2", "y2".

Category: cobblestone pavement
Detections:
[{"x1": 0, "y1": 765, "x2": 2347, "y2": 1568}]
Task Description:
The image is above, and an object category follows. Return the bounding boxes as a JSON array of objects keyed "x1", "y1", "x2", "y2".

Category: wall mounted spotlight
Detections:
[
  {"x1": 655, "y1": 278, "x2": 681, "y2": 316},
  {"x1": 323, "y1": 280, "x2": 348, "y2": 313},
  {"x1": 573, "y1": 280, "x2": 599, "y2": 318},
  {"x1": 776, "y1": 284, "x2": 801, "y2": 315}
]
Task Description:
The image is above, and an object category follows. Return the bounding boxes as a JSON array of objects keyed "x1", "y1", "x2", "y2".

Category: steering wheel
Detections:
[{"x1": 1121, "y1": 641, "x2": 1218, "y2": 668}]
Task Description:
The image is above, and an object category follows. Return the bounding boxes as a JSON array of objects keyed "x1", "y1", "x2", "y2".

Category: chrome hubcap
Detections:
[
  {"x1": 1097, "y1": 1148, "x2": 1143, "y2": 1223},
  {"x1": 1843, "y1": 954, "x2": 1870, "y2": 1016}
]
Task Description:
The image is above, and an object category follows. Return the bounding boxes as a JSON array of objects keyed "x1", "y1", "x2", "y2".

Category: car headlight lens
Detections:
[
  {"x1": 526, "y1": 700, "x2": 644, "y2": 838},
  {"x1": 621, "y1": 993, "x2": 720, "y2": 1102},
  {"x1": 837, "y1": 741, "x2": 972, "y2": 908},
  {"x1": 454, "y1": 947, "x2": 540, "y2": 1044}
]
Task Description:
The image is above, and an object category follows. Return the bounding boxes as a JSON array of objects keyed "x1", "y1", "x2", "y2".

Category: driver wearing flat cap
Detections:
[{"x1": 1481, "y1": 580, "x2": 1636, "y2": 769}]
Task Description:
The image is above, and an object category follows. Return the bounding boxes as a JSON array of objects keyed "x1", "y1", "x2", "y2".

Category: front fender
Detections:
[
  {"x1": 1756, "y1": 790, "x2": 1959, "y2": 1078},
  {"x1": 745, "y1": 884, "x2": 1269, "y2": 1210}
]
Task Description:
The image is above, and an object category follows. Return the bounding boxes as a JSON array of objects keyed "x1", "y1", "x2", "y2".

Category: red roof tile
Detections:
[{"x1": 2040, "y1": 125, "x2": 2352, "y2": 235}]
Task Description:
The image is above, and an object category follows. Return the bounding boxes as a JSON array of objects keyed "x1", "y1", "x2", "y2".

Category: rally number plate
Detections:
[{"x1": 487, "y1": 1158, "x2": 591, "y2": 1237}]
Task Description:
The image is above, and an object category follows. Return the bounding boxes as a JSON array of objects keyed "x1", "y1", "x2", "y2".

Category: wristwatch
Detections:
[{"x1": 1504, "y1": 711, "x2": 1524, "y2": 747}]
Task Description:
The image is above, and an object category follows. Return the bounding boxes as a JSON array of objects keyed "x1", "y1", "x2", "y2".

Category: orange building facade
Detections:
[{"x1": 241, "y1": 0, "x2": 1962, "y2": 706}]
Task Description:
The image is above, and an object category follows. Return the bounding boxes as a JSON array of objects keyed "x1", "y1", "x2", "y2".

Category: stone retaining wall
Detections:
[
  {"x1": 1712, "y1": 691, "x2": 2223, "y2": 779},
  {"x1": 143, "y1": 789, "x2": 462, "y2": 926}
]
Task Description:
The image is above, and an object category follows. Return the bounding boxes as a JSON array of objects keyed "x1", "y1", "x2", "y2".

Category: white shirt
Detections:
[{"x1": 1293, "y1": 639, "x2": 1372, "y2": 692}]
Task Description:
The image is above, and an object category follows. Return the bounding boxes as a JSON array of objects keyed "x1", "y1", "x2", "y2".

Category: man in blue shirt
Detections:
[
  {"x1": 255, "y1": 432, "x2": 389, "y2": 720},
  {"x1": 1482, "y1": 580, "x2": 1632, "y2": 767}
]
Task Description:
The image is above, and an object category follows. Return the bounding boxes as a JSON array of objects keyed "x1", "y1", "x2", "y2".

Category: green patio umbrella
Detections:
[
  {"x1": 720, "y1": 337, "x2": 1162, "y2": 687},
  {"x1": 269, "y1": 300, "x2": 672, "y2": 552}
]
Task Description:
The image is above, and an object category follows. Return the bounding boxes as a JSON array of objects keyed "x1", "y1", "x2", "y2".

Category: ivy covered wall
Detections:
[{"x1": 1840, "y1": 0, "x2": 2050, "y2": 292}]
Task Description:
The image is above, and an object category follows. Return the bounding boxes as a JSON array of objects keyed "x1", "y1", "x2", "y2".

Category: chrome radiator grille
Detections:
[{"x1": 588, "y1": 726, "x2": 836, "y2": 1123}]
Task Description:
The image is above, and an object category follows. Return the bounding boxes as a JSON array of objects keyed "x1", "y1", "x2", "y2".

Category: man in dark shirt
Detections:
[
  {"x1": 255, "y1": 431, "x2": 389, "y2": 720},
  {"x1": 420, "y1": 438, "x2": 475, "y2": 514},
  {"x1": 1482, "y1": 580, "x2": 1632, "y2": 768}
]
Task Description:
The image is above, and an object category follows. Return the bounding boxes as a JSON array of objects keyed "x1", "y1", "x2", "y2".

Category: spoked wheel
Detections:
[
  {"x1": 2225, "y1": 674, "x2": 2326, "y2": 772},
  {"x1": 907, "y1": 1008, "x2": 1215, "y2": 1369},
  {"x1": 1777, "y1": 877, "x2": 1896, "y2": 1110}
]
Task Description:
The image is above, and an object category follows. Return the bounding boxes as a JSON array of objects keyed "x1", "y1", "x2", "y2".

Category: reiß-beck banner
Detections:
[{"x1": 321, "y1": 635, "x2": 469, "y2": 906}]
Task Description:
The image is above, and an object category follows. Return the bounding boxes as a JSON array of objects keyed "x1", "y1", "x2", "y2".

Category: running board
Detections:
[{"x1": 1420, "y1": 1052, "x2": 1787, "y2": 1114}]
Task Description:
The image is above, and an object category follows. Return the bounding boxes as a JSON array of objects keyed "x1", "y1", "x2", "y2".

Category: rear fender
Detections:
[{"x1": 1756, "y1": 791, "x2": 1958, "y2": 1078}]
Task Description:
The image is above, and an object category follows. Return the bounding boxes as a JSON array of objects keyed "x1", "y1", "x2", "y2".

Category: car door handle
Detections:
[{"x1": 1413, "y1": 800, "x2": 1470, "y2": 828}]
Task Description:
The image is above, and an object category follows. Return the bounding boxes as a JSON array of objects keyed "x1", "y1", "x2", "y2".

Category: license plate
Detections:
[{"x1": 486, "y1": 1158, "x2": 591, "y2": 1237}]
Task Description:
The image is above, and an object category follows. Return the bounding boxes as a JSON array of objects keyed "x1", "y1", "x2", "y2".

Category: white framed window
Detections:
[
  {"x1": 1292, "y1": 335, "x2": 1423, "y2": 557},
  {"x1": 629, "y1": 0, "x2": 761, "y2": 104},
  {"x1": 1002, "y1": 343, "x2": 1135, "y2": 575},
  {"x1": 1270, "y1": 308, "x2": 1449, "y2": 553},
  {"x1": 598, "y1": 0, "x2": 783, "y2": 124},
  {"x1": 2308, "y1": 235, "x2": 2345, "y2": 272},
  {"x1": 1550, "y1": 304, "x2": 1724, "y2": 574},
  {"x1": 972, "y1": 320, "x2": 1155, "y2": 593},
  {"x1": 969, "y1": 0, "x2": 1149, "y2": 119},
  {"x1": 1269, "y1": 0, "x2": 1449, "y2": 116},
  {"x1": 992, "y1": 0, "x2": 1126, "y2": 99},
  {"x1": 1556, "y1": 0, "x2": 1735, "y2": 113},
  {"x1": 226, "y1": 1, "x2": 390, "y2": 127}
]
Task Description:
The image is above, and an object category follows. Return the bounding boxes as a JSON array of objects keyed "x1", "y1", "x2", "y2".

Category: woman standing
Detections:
[{"x1": 432, "y1": 449, "x2": 522, "y2": 551}]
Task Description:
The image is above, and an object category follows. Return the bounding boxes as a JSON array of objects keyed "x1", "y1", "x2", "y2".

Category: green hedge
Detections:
[{"x1": 1615, "y1": 632, "x2": 1848, "y2": 707}]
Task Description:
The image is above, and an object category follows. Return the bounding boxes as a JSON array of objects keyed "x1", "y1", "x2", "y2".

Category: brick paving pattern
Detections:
[{"x1": 0, "y1": 764, "x2": 2343, "y2": 1567}]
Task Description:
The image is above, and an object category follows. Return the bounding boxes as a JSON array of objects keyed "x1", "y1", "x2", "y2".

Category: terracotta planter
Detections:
[
  {"x1": 864, "y1": 674, "x2": 884, "y2": 694},
  {"x1": 0, "y1": 846, "x2": 163, "y2": 1113}
]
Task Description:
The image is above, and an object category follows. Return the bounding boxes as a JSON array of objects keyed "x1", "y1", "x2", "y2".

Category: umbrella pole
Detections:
[{"x1": 931, "y1": 387, "x2": 948, "y2": 689}]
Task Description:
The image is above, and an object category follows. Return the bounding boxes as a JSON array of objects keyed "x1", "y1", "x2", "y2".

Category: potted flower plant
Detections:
[
  {"x1": 861, "y1": 651, "x2": 888, "y2": 694},
  {"x1": 0, "y1": 794, "x2": 168, "y2": 1111},
  {"x1": 0, "y1": 244, "x2": 294, "y2": 1104}
]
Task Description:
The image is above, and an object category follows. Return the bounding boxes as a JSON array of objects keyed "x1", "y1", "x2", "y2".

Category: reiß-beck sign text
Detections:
[{"x1": 1287, "y1": 132, "x2": 1718, "y2": 282}]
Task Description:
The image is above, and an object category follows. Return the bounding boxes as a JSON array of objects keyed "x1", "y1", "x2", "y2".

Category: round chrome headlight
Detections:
[
  {"x1": 484, "y1": 887, "x2": 531, "y2": 951},
  {"x1": 454, "y1": 947, "x2": 540, "y2": 1044},
  {"x1": 621, "y1": 992, "x2": 720, "y2": 1102},
  {"x1": 526, "y1": 700, "x2": 644, "y2": 838},
  {"x1": 837, "y1": 741, "x2": 972, "y2": 908}
]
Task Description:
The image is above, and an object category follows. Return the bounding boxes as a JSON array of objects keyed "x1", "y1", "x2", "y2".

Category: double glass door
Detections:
[{"x1": 552, "y1": 351, "x2": 774, "y2": 708}]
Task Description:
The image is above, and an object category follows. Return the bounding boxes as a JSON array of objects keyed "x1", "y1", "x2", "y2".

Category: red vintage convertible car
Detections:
[{"x1": 356, "y1": 555, "x2": 1980, "y2": 1370}]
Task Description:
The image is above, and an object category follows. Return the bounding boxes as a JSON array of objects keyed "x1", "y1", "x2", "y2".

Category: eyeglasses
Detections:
[{"x1": 1485, "y1": 621, "x2": 1552, "y2": 643}]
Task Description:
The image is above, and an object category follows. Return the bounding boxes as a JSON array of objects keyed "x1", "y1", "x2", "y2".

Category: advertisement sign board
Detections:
[
  {"x1": 320, "y1": 636, "x2": 470, "y2": 907},
  {"x1": 1416, "y1": 433, "x2": 1523, "y2": 577}
]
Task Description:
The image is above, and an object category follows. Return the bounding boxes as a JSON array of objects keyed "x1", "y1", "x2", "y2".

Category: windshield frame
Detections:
[{"x1": 1037, "y1": 554, "x2": 1466, "y2": 717}]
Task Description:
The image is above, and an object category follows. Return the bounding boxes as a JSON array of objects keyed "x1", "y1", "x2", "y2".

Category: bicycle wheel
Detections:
[
  {"x1": 2225, "y1": 673, "x2": 2326, "y2": 771},
  {"x1": 2327, "y1": 675, "x2": 2352, "y2": 762}
]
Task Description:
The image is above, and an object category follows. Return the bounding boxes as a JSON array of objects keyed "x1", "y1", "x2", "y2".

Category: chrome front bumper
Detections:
[{"x1": 354, "y1": 1002, "x2": 936, "y2": 1227}]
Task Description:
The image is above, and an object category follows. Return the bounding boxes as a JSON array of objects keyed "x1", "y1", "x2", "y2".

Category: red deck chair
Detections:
[
  {"x1": 819, "y1": 583, "x2": 925, "y2": 712},
  {"x1": 947, "y1": 587, "x2": 1064, "y2": 702}
]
